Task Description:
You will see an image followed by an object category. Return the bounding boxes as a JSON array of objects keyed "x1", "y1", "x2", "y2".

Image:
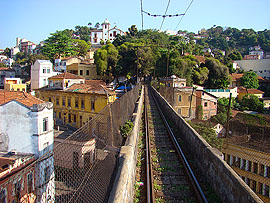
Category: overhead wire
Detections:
[
  {"x1": 160, "y1": 0, "x2": 171, "y2": 30},
  {"x1": 140, "y1": 0, "x2": 144, "y2": 30},
  {"x1": 175, "y1": 0, "x2": 194, "y2": 31}
]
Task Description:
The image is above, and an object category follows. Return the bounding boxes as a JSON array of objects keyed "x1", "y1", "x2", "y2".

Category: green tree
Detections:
[
  {"x1": 27, "y1": 54, "x2": 49, "y2": 65},
  {"x1": 193, "y1": 67, "x2": 209, "y2": 85},
  {"x1": 3, "y1": 48, "x2": 11, "y2": 58},
  {"x1": 240, "y1": 71, "x2": 259, "y2": 89},
  {"x1": 73, "y1": 39, "x2": 91, "y2": 57},
  {"x1": 41, "y1": 31, "x2": 77, "y2": 61},
  {"x1": 204, "y1": 58, "x2": 230, "y2": 88},
  {"x1": 240, "y1": 94, "x2": 264, "y2": 113},
  {"x1": 94, "y1": 43, "x2": 119, "y2": 76}
]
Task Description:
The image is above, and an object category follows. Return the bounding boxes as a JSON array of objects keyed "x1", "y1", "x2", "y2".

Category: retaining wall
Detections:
[{"x1": 108, "y1": 86, "x2": 144, "y2": 203}]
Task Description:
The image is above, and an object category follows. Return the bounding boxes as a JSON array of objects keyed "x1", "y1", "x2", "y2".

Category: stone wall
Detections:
[
  {"x1": 108, "y1": 86, "x2": 144, "y2": 203},
  {"x1": 151, "y1": 86, "x2": 262, "y2": 203}
]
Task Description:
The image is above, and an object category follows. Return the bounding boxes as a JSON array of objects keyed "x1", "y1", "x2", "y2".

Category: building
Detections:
[
  {"x1": 35, "y1": 73, "x2": 116, "y2": 128},
  {"x1": 0, "y1": 152, "x2": 36, "y2": 203},
  {"x1": 195, "y1": 90, "x2": 218, "y2": 120},
  {"x1": 223, "y1": 135, "x2": 270, "y2": 203},
  {"x1": 0, "y1": 67, "x2": 16, "y2": 88},
  {"x1": 4, "y1": 78, "x2": 27, "y2": 92},
  {"x1": 89, "y1": 19, "x2": 124, "y2": 45},
  {"x1": 222, "y1": 112, "x2": 270, "y2": 202},
  {"x1": 0, "y1": 90, "x2": 55, "y2": 202},
  {"x1": 244, "y1": 55, "x2": 263, "y2": 60},
  {"x1": 249, "y1": 45, "x2": 264, "y2": 58},
  {"x1": 31, "y1": 60, "x2": 59, "y2": 90},
  {"x1": 237, "y1": 86, "x2": 264, "y2": 100},
  {"x1": 204, "y1": 87, "x2": 238, "y2": 98},
  {"x1": 67, "y1": 61, "x2": 97, "y2": 80},
  {"x1": 159, "y1": 76, "x2": 196, "y2": 119},
  {"x1": 260, "y1": 97, "x2": 270, "y2": 110},
  {"x1": 230, "y1": 73, "x2": 264, "y2": 88},
  {"x1": 233, "y1": 59, "x2": 270, "y2": 80},
  {"x1": 54, "y1": 56, "x2": 84, "y2": 72}
]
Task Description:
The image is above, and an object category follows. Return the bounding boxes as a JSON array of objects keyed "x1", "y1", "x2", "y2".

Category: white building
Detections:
[
  {"x1": 0, "y1": 90, "x2": 55, "y2": 202},
  {"x1": 204, "y1": 87, "x2": 238, "y2": 98},
  {"x1": 234, "y1": 59, "x2": 270, "y2": 79},
  {"x1": 249, "y1": 45, "x2": 264, "y2": 57},
  {"x1": 31, "y1": 60, "x2": 59, "y2": 90},
  {"x1": 90, "y1": 19, "x2": 124, "y2": 45}
]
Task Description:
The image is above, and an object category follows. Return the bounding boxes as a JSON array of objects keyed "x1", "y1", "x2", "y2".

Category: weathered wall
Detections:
[
  {"x1": 108, "y1": 86, "x2": 144, "y2": 203},
  {"x1": 151, "y1": 86, "x2": 262, "y2": 203}
]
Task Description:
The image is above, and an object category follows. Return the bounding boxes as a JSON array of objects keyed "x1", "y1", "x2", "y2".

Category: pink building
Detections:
[{"x1": 196, "y1": 90, "x2": 218, "y2": 120}]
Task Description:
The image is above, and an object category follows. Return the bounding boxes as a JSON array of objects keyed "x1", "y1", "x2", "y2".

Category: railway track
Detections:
[{"x1": 143, "y1": 85, "x2": 207, "y2": 203}]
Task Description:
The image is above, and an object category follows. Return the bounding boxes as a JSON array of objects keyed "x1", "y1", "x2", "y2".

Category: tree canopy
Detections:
[{"x1": 240, "y1": 71, "x2": 259, "y2": 89}]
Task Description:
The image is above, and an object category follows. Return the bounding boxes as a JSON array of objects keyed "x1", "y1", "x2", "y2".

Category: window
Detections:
[
  {"x1": 43, "y1": 79, "x2": 46, "y2": 86},
  {"x1": 75, "y1": 98, "x2": 79, "y2": 108},
  {"x1": 258, "y1": 183, "x2": 263, "y2": 194},
  {"x1": 43, "y1": 68, "x2": 46, "y2": 73},
  {"x1": 267, "y1": 166, "x2": 270, "y2": 177},
  {"x1": 110, "y1": 33, "x2": 112, "y2": 37},
  {"x1": 56, "y1": 97, "x2": 59, "y2": 105},
  {"x1": 22, "y1": 88, "x2": 25, "y2": 92},
  {"x1": 69, "y1": 114, "x2": 71, "y2": 123},
  {"x1": 43, "y1": 117, "x2": 48, "y2": 132},
  {"x1": 27, "y1": 173, "x2": 33, "y2": 193},
  {"x1": 48, "y1": 97, "x2": 51, "y2": 102},
  {"x1": 247, "y1": 160, "x2": 252, "y2": 172},
  {"x1": 14, "y1": 180, "x2": 21, "y2": 200},
  {"x1": 113, "y1": 31, "x2": 117, "y2": 37},
  {"x1": 81, "y1": 99, "x2": 85, "y2": 109},
  {"x1": 86, "y1": 70, "x2": 89, "y2": 75},
  {"x1": 43, "y1": 142, "x2": 49, "y2": 152},
  {"x1": 47, "y1": 68, "x2": 50, "y2": 73},
  {"x1": 74, "y1": 115, "x2": 76, "y2": 122},
  {"x1": 253, "y1": 162, "x2": 258, "y2": 174},
  {"x1": 59, "y1": 112, "x2": 61, "y2": 119},
  {"x1": 178, "y1": 95, "x2": 182, "y2": 102},
  {"x1": 62, "y1": 97, "x2": 66, "y2": 106},
  {"x1": 80, "y1": 116, "x2": 82, "y2": 126},
  {"x1": 260, "y1": 164, "x2": 265, "y2": 176},
  {"x1": 44, "y1": 167, "x2": 50, "y2": 183},
  {"x1": 68, "y1": 98, "x2": 71, "y2": 107},
  {"x1": 80, "y1": 70, "x2": 83, "y2": 75},
  {"x1": 188, "y1": 95, "x2": 192, "y2": 101},
  {"x1": 252, "y1": 180, "x2": 256, "y2": 192},
  {"x1": 178, "y1": 108, "x2": 181, "y2": 115},
  {"x1": 204, "y1": 102, "x2": 208, "y2": 107},
  {"x1": 91, "y1": 101, "x2": 95, "y2": 111}
]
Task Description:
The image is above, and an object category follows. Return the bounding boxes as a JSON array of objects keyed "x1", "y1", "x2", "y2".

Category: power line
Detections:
[
  {"x1": 160, "y1": 0, "x2": 171, "y2": 30},
  {"x1": 142, "y1": 10, "x2": 184, "y2": 18},
  {"x1": 175, "y1": 0, "x2": 194, "y2": 31},
  {"x1": 140, "y1": 0, "x2": 144, "y2": 30}
]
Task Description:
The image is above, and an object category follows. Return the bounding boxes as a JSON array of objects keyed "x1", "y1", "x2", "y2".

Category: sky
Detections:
[{"x1": 0, "y1": 0, "x2": 270, "y2": 49}]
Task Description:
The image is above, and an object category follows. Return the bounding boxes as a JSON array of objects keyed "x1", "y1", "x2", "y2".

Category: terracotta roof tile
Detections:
[
  {"x1": 49, "y1": 72, "x2": 85, "y2": 80},
  {"x1": 0, "y1": 67, "x2": 11, "y2": 71},
  {"x1": 237, "y1": 86, "x2": 264, "y2": 94},
  {"x1": 0, "y1": 90, "x2": 45, "y2": 107},
  {"x1": 231, "y1": 73, "x2": 264, "y2": 81},
  {"x1": 67, "y1": 80, "x2": 114, "y2": 95}
]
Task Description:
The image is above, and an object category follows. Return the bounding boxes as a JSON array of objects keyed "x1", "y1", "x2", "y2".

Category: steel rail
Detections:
[
  {"x1": 144, "y1": 86, "x2": 155, "y2": 203},
  {"x1": 149, "y1": 86, "x2": 208, "y2": 203}
]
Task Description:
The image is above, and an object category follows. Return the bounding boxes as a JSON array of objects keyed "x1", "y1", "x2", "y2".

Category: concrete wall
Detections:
[
  {"x1": 151, "y1": 86, "x2": 262, "y2": 203},
  {"x1": 108, "y1": 86, "x2": 144, "y2": 203}
]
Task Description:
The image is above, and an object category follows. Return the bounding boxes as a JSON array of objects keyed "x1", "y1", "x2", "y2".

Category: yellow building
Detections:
[
  {"x1": 67, "y1": 62, "x2": 97, "y2": 80},
  {"x1": 222, "y1": 135, "x2": 270, "y2": 202},
  {"x1": 4, "y1": 78, "x2": 27, "y2": 92},
  {"x1": 35, "y1": 72, "x2": 116, "y2": 128},
  {"x1": 159, "y1": 76, "x2": 196, "y2": 119},
  {"x1": 237, "y1": 86, "x2": 264, "y2": 100}
]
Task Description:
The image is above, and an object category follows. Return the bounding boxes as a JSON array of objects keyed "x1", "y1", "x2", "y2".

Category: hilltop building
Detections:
[{"x1": 89, "y1": 19, "x2": 124, "y2": 46}]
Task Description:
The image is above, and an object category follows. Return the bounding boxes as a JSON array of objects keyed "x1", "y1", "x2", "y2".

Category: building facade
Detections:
[
  {"x1": 4, "y1": 78, "x2": 27, "y2": 92},
  {"x1": 35, "y1": 73, "x2": 116, "y2": 128},
  {"x1": 196, "y1": 90, "x2": 218, "y2": 120},
  {"x1": 31, "y1": 60, "x2": 59, "y2": 90},
  {"x1": 0, "y1": 67, "x2": 16, "y2": 88},
  {"x1": 0, "y1": 90, "x2": 55, "y2": 202},
  {"x1": 89, "y1": 19, "x2": 124, "y2": 45},
  {"x1": 67, "y1": 62, "x2": 97, "y2": 80}
]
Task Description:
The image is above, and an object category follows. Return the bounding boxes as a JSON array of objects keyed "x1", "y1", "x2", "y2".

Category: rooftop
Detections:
[
  {"x1": 237, "y1": 86, "x2": 264, "y2": 94},
  {"x1": 0, "y1": 90, "x2": 45, "y2": 107},
  {"x1": 49, "y1": 72, "x2": 85, "y2": 80},
  {"x1": 231, "y1": 73, "x2": 264, "y2": 81}
]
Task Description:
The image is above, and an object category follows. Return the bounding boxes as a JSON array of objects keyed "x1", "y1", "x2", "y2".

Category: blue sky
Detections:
[{"x1": 1, "y1": 0, "x2": 270, "y2": 49}]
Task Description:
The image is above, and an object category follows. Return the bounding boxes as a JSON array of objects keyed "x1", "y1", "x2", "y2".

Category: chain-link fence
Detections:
[{"x1": 0, "y1": 84, "x2": 141, "y2": 203}]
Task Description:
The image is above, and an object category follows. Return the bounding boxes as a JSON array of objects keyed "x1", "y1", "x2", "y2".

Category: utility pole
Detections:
[
  {"x1": 225, "y1": 93, "x2": 232, "y2": 138},
  {"x1": 166, "y1": 47, "x2": 170, "y2": 77}
]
